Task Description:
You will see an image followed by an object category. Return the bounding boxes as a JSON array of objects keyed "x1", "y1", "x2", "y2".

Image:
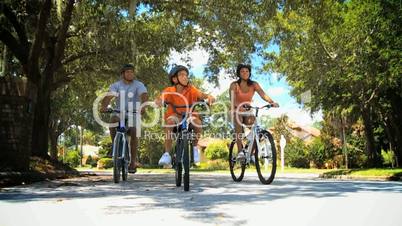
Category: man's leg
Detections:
[
  {"x1": 129, "y1": 128, "x2": 138, "y2": 171},
  {"x1": 109, "y1": 115, "x2": 119, "y2": 157}
]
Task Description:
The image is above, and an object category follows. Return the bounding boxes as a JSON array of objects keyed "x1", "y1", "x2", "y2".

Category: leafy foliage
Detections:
[
  {"x1": 205, "y1": 140, "x2": 230, "y2": 160},
  {"x1": 285, "y1": 138, "x2": 309, "y2": 168}
]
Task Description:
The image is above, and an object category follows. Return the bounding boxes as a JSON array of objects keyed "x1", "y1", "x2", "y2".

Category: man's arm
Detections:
[
  {"x1": 100, "y1": 95, "x2": 114, "y2": 112},
  {"x1": 140, "y1": 92, "x2": 148, "y2": 114}
]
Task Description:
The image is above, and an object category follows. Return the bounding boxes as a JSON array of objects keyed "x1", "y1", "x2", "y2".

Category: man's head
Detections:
[
  {"x1": 168, "y1": 65, "x2": 189, "y2": 86},
  {"x1": 121, "y1": 64, "x2": 135, "y2": 82}
]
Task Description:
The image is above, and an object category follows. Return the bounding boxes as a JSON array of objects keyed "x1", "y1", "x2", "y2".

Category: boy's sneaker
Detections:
[
  {"x1": 193, "y1": 149, "x2": 200, "y2": 163},
  {"x1": 158, "y1": 152, "x2": 172, "y2": 166}
]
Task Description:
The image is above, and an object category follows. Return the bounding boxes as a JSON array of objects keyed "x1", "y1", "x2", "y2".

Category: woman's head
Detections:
[{"x1": 236, "y1": 64, "x2": 253, "y2": 85}]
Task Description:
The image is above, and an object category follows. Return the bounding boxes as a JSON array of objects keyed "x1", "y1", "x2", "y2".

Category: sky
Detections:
[{"x1": 168, "y1": 46, "x2": 323, "y2": 126}]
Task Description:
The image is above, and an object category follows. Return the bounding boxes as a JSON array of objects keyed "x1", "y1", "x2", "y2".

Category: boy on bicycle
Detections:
[
  {"x1": 155, "y1": 65, "x2": 215, "y2": 166},
  {"x1": 100, "y1": 64, "x2": 148, "y2": 173}
]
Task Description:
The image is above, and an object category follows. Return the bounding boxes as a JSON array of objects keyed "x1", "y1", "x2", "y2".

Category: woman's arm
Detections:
[{"x1": 254, "y1": 82, "x2": 279, "y2": 107}]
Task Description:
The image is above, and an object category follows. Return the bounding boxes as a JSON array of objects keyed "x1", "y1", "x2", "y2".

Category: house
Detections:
[
  {"x1": 287, "y1": 122, "x2": 321, "y2": 144},
  {"x1": 269, "y1": 122, "x2": 321, "y2": 144},
  {"x1": 197, "y1": 137, "x2": 223, "y2": 162}
]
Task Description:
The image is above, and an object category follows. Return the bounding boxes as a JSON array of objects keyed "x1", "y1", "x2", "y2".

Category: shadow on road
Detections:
[{"x1": 1, "y1": 173, "x2": 402, "y2": 224}]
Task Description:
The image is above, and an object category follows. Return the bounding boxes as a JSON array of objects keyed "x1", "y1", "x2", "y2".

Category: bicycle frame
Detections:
[{"x1": 237, "y1": 104, "x2": 272, "y2": 165}]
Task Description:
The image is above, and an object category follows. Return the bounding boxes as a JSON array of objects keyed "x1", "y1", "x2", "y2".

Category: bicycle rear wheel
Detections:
[
  {"x1": 182, "y1": 134, "x2": 190, "y2": 191},
  {"x1": 113, "y1": 133, "x2": 123, "y2": 183},
  {"x1": 254, "y1": 130, "x2": 277, "y2": 184},
  {"x1": 229, "y1": 140, "x2": 246, "y2": 182}
]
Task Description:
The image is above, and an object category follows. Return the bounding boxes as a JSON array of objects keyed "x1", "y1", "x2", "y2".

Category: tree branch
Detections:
[
  {"x1": 1, "y1": 3, "x2": 29, "y2": 49},
  {"x1": 62, "y1": 50, "x2": 102, "y2": 65},
  {"x1": 28, "y1": 0, "x2": 52, "y2": 83},
  {"x1": 52, "y1": 0, "x2": 75, "y2": 71},
  {"x1": 0, "y1": 27, "x2": 28, "y2": 64}
]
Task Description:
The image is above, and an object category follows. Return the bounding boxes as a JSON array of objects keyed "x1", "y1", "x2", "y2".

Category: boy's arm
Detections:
[
  {"x1": 155, "y1": 88, "x2": 168, "y2": 107},
  {"x1": 199, "y1": 92, "x2": 215, "y2": 105}
]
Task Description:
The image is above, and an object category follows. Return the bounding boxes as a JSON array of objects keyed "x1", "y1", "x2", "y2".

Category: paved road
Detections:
[{"x1": 1, "y1": 172, "x2": 402, "y2": 226}]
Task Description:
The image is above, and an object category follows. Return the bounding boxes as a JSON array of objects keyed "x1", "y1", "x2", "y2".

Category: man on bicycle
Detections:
[
  {"x1": 155, "y1": 65, "x2": 215, "y2": 166},
  {"x1": 101, "y1": 64, "x2": 148, "y2": 173}
]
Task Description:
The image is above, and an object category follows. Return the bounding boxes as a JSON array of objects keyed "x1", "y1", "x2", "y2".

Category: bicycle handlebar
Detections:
[
  {"x1": 103, "y1": 108, "x2": 138, "y2": 113},
  {"x1": 163, "y1": 100, "x2": 210, "y2": 116},
  {"x1": 242, "y1": 104, "x2": 273, "y2": 111}
]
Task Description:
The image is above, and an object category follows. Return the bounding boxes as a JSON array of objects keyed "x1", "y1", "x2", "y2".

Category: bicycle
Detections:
[
  {"x1": 106, "y1": 109, "x2": 136, "y2": 183},
  {"x1": 164, "y1": 101, "x2": 208, "y2": 191},
  {"x1": 229, "y1": 104, "x2": 277, "y2": 184}
]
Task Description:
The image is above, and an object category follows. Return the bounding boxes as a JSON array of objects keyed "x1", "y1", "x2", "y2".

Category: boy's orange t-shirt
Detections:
[{"x1": 160, "y1": 85, "x2": 203, "y2": 119}]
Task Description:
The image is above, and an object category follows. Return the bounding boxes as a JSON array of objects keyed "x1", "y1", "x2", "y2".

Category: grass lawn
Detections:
[
  {"x1": 321, "y1": 168, "x2": 402, "y2": 179},
  {"x1": 75, "y1": 165, "x2": 402, "y2": 180}
]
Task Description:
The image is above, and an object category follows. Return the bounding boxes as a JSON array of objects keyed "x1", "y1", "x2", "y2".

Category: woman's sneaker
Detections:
[
  {"x1": 236, "y1": 151, "x2": 246, "y2": 160},
  {"x1": 158, "y1": 152, "x2": 172, "y2": 166},
  {"x1": 193, "y1": 149, "x2": 200, "y2": 163}
]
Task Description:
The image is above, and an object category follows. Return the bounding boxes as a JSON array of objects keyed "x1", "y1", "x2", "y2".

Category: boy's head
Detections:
[{"x1": 168, "y1": 65, "x2": 189, "y2": 86}]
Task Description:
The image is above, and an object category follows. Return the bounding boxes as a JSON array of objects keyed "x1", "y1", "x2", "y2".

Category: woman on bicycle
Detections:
[
  {"x1": 155, "y1": 65, "x2": 215, "y2": 166},
  {"x1": 230, "y1": 63, "x2": 279, "y2": 159}
]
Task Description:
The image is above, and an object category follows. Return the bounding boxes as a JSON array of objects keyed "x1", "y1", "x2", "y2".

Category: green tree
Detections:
[{"x1": 262, "y1": 0, "x2": 401, "y2": 167}]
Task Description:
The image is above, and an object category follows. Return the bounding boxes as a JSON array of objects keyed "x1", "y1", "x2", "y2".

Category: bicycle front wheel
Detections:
[
  {"x1": 254, "y1": 130, "x2": 277, "y2": 184},
  {"x1": 113, "y1": 133, "x2": 123, "y2": 183},
  {"x1": 182, "y1": 134, "x2": 190, "y2": 191},
  {"x1": 229, "y1": 140, "x2": 246, "y2": 182},
  {"x1": 175, "y1": 137, "x2": 183, "y2": 187},
  {"x1": 122, "y1": 141, "x2": 129, "y2": 181}
]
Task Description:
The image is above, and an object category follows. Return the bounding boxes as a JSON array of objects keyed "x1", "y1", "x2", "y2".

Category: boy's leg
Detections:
[
  {"x1": 159, "y1": 115, "x2": 179, "y2": 166},
  {"x1": 190, "y1": 115, "x2": 202, "y2": 163}
]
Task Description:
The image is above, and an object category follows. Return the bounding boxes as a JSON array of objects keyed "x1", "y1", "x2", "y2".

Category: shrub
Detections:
[
  {"x1": 65, "y1": 150, "x2": 80, "y2": 168},
  {"x1": 285, "y1": 138, "x2": 309, "y2": 168},
  {"x1": 97, "y1": 158, "x2": 113, "y2": 169},
  {"x1": 307, "y1": 137, "x2": 327, "y2": 168},
  {"x1": 205, "y1": 140, "x2": 229, "y2": 160},
  {"x1": 382, "y1": 149, "x2": 396, "y2": 168},
  {"x1": 85, "y1": 155, "x2": 98, "y2": 167},
  {"x1": 98, "y1": 136, "x2": 112, "y2": 158},
  {"x1": 199, "y1": 159, "x2": 228, "y2": 170}
]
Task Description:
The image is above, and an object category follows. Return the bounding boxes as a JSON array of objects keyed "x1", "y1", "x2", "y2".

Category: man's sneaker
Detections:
[
  {"x1": 158, "y1": 152, "x2": 172, "y2": 166},
  {"x1": 128, "y1": 168, "x2": 137, "y2": 174},
  {"x1": 193, "y1": 149, "x2": 200, "y2": 163}
]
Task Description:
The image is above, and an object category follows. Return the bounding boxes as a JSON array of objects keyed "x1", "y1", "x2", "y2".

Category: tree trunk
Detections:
[
  {"x1": 2, "y1": 45, "x2": 12, "y2": 76},
  {"x1": 361, "y1": 105, "x2": 380, "y2": 167},
  {"x1": 48, "y1": 127, "x2": 59, "y2": 160},
  {"x1": 389, "y1": 90, "x2": 402, "y2": 167},
  {"x1": 388, "y1": 116, "x2": 402, "y2": 167},
  {"x1": 31, "y1": 86, "x2": 51, "y2": 158}
]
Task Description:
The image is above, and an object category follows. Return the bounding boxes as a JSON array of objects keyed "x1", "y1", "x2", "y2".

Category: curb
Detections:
[
  {"x1": 0, "y1": 170, "x2": 81, "y2": 187},
  {"x1": 319, "y1": 174, "x2": 402, "y2": 182}
]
